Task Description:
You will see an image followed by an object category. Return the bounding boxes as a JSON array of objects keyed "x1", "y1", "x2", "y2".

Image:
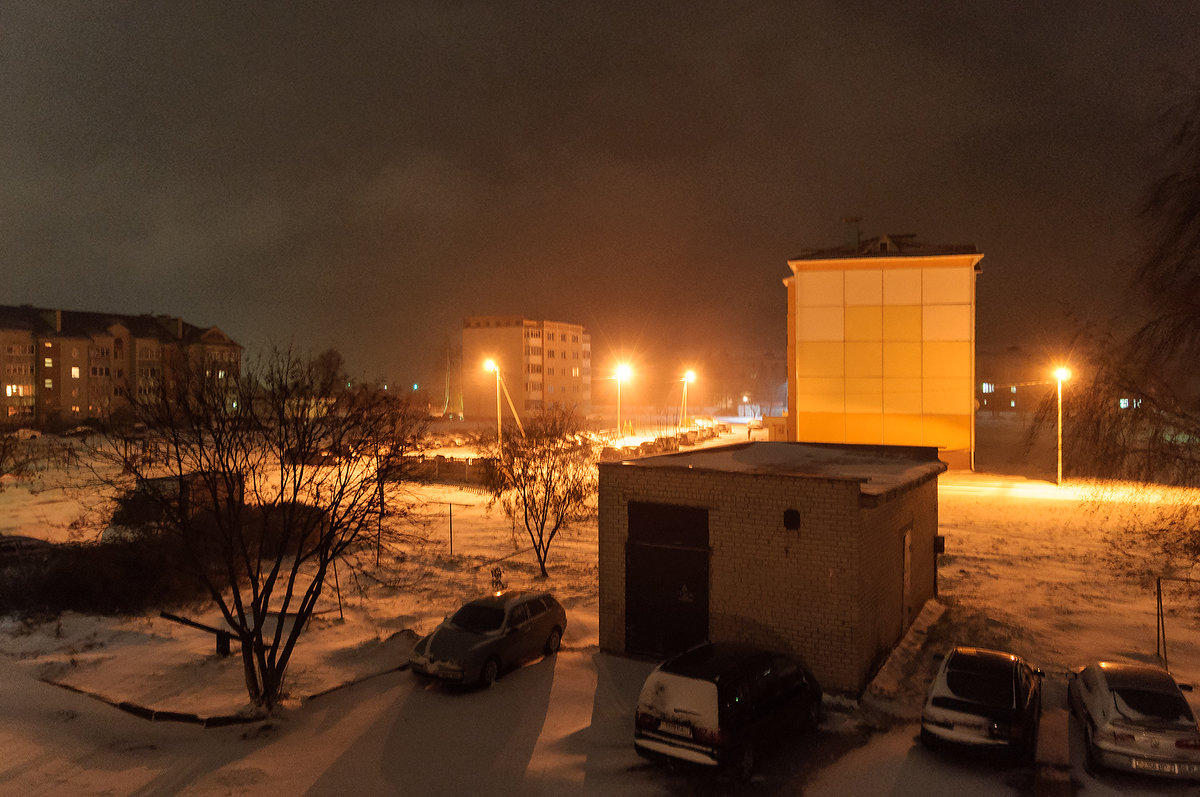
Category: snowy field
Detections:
[{"x1": 2, "y1": 423, "x2": 1200, "y2": 795}]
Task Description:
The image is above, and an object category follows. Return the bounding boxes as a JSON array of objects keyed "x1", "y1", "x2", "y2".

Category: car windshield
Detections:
[
  {"x1": 945, "y1": 657, "x2": 1015, "y2": 708},
  {"x1": 1113, "y1": 688, "x2": 1193, "y2": 723},
  {"x1": 450, "y1": 603, "x2": 505, "y2": 633}
]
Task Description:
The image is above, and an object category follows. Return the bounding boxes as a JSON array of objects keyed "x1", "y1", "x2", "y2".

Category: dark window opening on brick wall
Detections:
[{"x1": 783, "y1": 508, "x2": 802, "y2": 530}]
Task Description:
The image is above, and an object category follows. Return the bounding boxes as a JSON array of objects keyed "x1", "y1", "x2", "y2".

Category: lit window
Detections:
[
  {"x1": 572, "y1": 367, "x2": 580, "y2": 377},
  {"x1": 44, "y1": 378, "x2": 53, "y2": 389},
  {"x1": 44, "y1": 357, "x2": 53, "y2": 368},
  {"x1": 71, "y1": 366, "x2": 80, "y2": 379},
  {"x1": 981, "y1": 382, "x2": 994, "y2": 394},
  {"x1": 1010, "y1": 386, "x2": 1017, "y2": 394},
  {"x1": 1010, "y1": 400, "x2": 1015, "y2": 408},
  {"x1": 1119, "y1": 398, "x2": 1129, "y2": 409}
]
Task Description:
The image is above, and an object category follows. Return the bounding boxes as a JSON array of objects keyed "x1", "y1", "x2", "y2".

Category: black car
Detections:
[
  {"x1": 633, "y1": 642, "x2": 822, "y2": 777},
  {"x1": 920, "y1": 646, "x2": 1043, "y2": 758}
]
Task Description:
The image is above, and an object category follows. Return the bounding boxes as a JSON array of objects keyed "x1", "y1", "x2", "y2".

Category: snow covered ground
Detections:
[{"x1": 3, "y1": 424, "x2": 1200, "y2": 795}]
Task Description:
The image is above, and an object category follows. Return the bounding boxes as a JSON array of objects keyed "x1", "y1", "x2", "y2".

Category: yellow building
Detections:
[{"x1": 783, "y1": 234, "x2": 983, "y2": 469}]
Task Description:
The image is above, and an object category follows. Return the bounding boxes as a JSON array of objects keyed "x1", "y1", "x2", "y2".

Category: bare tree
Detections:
[
  {"x1": 481, "y1": 408, "x2": 597, "y2": 578},
  {"x1": 1046, "y1": 75, "x2": 1200, "y2": 485},
  {"x1": 0, "y1": 429, "x2": 37, "y2": 489},
  {"x1": 91, "y1": 347, "x2": 428, "y2": 712}
]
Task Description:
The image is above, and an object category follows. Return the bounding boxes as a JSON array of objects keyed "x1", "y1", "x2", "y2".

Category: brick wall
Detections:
[{"x1": 598, "y1": 460, "x2": 939, "y2": 693}]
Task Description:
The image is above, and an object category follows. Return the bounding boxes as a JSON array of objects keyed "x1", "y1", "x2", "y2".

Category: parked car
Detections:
[
  {"x1": 1068, "y1": 660, "x2": 1200, "y2": 780},
  {"x1": 920, "y1": 646, "x2": 1043, "y2": 758},
  {"x1": 408, "y1": 590, "x2": 566, "y2": 687},
  {"x1": 633, "y1": 642, "x2": 822, "y2": 777}
]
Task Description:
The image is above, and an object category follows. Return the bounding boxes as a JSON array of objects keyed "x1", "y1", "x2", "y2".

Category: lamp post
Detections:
[
  {"x1": 1055, "y1": 367, "x2": 1071, "y2": 485},
  {"x1": 615, "y1": 363, "x2": 632, "y2": 441},
  {"x1": 484, "y1": 359, "x2": 501, "y2": 445},
  {"x1": 680, "y1": 370, "x2": 696, "y2": 432}
]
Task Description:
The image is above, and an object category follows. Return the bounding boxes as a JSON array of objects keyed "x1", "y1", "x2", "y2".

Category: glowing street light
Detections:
[
  {"x1": 484, "y1": 359, "x2": 501, "y2": 444},
  {"x1": 1055, "y1": 366, "x2": 1072, "y2": 486},
  {"x1": 615, "y1": 363, "x2": 632, "y2": 440},
  {"x1": 680, "y1": 370, "x2": 696, "y2": 431},
  {"x1": 482, "y1": 360, "x2": 525, "y2": 444}
]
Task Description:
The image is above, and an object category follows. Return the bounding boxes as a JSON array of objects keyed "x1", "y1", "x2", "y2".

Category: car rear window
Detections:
[
  {"x1": 451, "y1": 603, "x2": 505, "y2": 633},
  {"x1": 944, "y1": 657, "x2": 1015, "y2": 708},
  {"x1": 639, "y1": 671, "x2": 719, "y2": 727},
  {"x1": 1113, "y1": 689, "x2": 1194, "y2": 723}
]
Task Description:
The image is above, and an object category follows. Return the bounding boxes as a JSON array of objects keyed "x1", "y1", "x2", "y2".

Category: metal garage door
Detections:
[{"x1": 624, "y1": 501, "x2": 709, "y2": 657}]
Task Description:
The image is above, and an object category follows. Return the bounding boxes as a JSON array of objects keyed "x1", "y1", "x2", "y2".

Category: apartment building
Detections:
[
  {"x1": 1, "y1": 305, "x2": 241, "y2": 426},
  {"x1": 461, "y1": 316, "x2": 591, "y2": 421},
  {"x1": 783, "y1": 231, "x2": 983, "y2": 469}
]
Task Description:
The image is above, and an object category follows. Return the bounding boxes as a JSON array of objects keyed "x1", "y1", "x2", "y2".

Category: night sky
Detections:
[{"x1": 3, "y1": 2, "x2": 1196, "y2": 387}]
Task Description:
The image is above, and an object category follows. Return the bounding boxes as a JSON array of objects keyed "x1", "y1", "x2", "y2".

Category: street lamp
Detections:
[
  {"x1": 484, "y1": 359, "x2": 501, "y2": 444},
  {"x1": 615, "y1": 363, "x2": 632, "y2": 441},
  {"x1": 1055, "y1": 366, "x2": 1072, "y2": 485},
  {"x1": 680, "y1": 370, "x2": 696, "y2": 431}
]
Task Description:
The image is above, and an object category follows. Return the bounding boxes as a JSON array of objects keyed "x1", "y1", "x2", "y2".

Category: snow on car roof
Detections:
[
  {"x1": 1097, "y1": 661, "x2": 1184, "y2": 693},
  {"x1": 603, "y1": 441, "x2": 946, "y2": 496}
]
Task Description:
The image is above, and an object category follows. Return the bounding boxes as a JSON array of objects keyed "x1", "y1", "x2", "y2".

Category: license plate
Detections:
[
  {"x1": 658, "y1": 721, "x2": 691, "y2": 737},
  {"x1": 1131, "y1": 758, "x2": 1179, "y2": 774}
]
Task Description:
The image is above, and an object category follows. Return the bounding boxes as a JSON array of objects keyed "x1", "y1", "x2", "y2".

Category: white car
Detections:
[
  {"x1": 920, "y1": 646, "x2": 1043, "y2": 757},
  {"x1": 1068, "y1": 660, "x2": 1200, "y2": 780}
]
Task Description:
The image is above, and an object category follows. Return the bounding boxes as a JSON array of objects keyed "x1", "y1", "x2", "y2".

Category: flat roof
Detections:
[{"x1": 603, "y1": 441, "x2": 946, "y2": 497}]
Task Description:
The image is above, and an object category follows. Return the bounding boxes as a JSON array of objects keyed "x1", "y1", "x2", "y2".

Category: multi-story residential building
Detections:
[
  {"x1": 461, "y1": 316, "x2": 591, "y2": 421},
  {"x1": 0, "y1": 305, "x2": 241, "y2": 426},
  {"x1": 783, "y1": 231, "x2": 983, "y2": 469}
]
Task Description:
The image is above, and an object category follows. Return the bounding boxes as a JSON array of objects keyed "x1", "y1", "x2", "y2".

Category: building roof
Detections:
[
  {"x1": 0, "y1": 304, "x2": 238, "y2": 347},
  {"x1": 790, "y1": 233, "x2": 979, "y2": 262},
  {"x1": 604, "y1": 441, "x2": 946, "y2": 497}
]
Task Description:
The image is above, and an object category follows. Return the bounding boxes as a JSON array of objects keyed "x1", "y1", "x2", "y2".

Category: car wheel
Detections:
[
  {"x1": 480, "y1": 657, "x2": 500, "y2": 687},
  {"x1": 544, "y1": 626, "x2": 562, "y2": 655}
]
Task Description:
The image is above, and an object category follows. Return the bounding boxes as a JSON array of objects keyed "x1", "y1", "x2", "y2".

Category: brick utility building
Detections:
[
  {"x1": 598, "y1": 441, "x2": 946, "y2": 693},
  {"x1": 784, "y1": 231, "x2": 983, "y2": 469},
  {"x1": 461, "y1": 316, "x2": 591, "y2": 420},
  {"x1": 0, "y1": 305, "x2": 240, "y2": 426}
]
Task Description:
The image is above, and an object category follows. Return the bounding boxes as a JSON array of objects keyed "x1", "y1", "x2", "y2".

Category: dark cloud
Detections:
[{"x1": 2, "y1": 1, "x2": 1196, "y2": 382}]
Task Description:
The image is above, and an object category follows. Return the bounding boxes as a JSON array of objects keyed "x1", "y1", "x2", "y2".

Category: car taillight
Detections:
[
  {"x1": 692, "y1": 726, "x2": 726, "y2": 748},
  {"x1": 1177, "y1": 737, "x2": 1200, "y2": 750}
]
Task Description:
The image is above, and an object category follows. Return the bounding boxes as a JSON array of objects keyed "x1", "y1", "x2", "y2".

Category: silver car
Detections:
[
  {"x1": 1068, "y1": 660, "x2": 1200, "y2": 780},
  {"x1": 408, "y1": 590, "x2": 567, "y2": 687}
]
